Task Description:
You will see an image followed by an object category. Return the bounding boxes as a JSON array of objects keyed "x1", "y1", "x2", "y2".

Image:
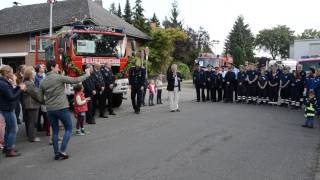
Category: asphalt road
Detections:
[{"x1": 1, "y1": 87, "x2": 320, "y2": 180}]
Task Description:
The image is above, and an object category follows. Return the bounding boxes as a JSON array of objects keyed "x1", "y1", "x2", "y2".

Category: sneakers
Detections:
[
  {"x1": 76, "y1": 130, "x2": 85, "y2": 136},
  {"x1": 54, "y1": 152, "x2": 69, "y2": 160}
]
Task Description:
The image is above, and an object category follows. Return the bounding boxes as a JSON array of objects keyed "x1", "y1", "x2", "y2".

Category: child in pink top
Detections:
[{"x1": 148, "y1": 80, "x2": 156, "y2": 106}]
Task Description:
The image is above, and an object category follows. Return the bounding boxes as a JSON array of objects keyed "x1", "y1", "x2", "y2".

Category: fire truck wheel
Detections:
[{"x1": 112, "y1": 94, "x2": 123, "y2": 108}]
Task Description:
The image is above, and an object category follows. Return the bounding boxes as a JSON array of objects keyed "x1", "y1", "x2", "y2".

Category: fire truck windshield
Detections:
[
  {"x1": 197, "y1": 58, "x2": 220, "y2": 68},
  {"x1": 299, "y1": 60, "x2": 320, "y2": 72},
  {"x1": 72, "y1": 33, "x2": 125, "y2": 57}
]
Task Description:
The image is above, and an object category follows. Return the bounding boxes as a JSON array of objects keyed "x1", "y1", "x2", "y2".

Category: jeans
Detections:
[
  {"x1": 2, "y1": 111, "x2": 17, "y2": 150},
  {"x1": 305, "y1": 117, "x2": 315, "y2": 127},
  {"x1": 47, "y1": 108, "x2": 73, "y2": 155}
]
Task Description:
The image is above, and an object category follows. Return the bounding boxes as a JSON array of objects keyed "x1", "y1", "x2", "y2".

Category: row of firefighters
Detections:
[{"x1": 192, "y1": 63, "x2": 319, "y2": 109}]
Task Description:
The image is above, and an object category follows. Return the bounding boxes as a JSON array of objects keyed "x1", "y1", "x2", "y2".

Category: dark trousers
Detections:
[
  {"x1": 92, "y1": 92, "x2": 105, "y2": 117},
  {"x1": 86, "y1": 100, "x2": 95, "y2": 124},
  {"x1": 157, "y1": 89, "x2": 162, "y2": 104},
  {"x1": 291, "y1": 87, "x2": 301, "y2": 106},
  {"x1": 131, "y1": 88, "x2": 142, "y2": 112},
  {"x1": 247, "y1": 83, "x2": 257, "y2": 101},
  {"x1": 206, "y1": 87, "x2": 211, "y2": 100},
  {"x1": 224, "y1": 84, "x2": 234, "y2": 102},
  {"x1": 24, "y1": 109, "x2": 39, "y2": 142},
  {"x1": 237, "y1": 84, "x2": 246, "y2": 100},
  {"x1": 37, "y1": 108, "x2": 49, "y2": 132},
  {"x1": 234, "y1": 85, "x2": 238, "y2": 101},
  {"x1": 102, "y1": 90, "x2": 114, "y2": 115},
  {"x1": 269, "y1": 86, "x2": 279, "y2": 102},
  {"x1": 15, "y1": 101, "x2": 21, "y2": 124},
  {"x1": 280, "y1": 86, "x2": 291, "y2": 102},
  {"x1": 217, "y1": 88, "x2": 223, "y2": 101},
  {"x1": 196, "y1": 86, "x2": 206, "y2": 101},
  {"x1": 149, "y1": 93, "x2": 154, "y2": 105},
  {"x1": 211, "y1": 88, "x2": 217, "y2": 101}
]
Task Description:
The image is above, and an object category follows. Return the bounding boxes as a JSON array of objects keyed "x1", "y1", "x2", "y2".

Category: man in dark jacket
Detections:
[
  {"x1": 167, "y1": 64, "x2": 182, "y2": 112},
  {"x1": 193, "y1": 64, "x2": 206, "y2": 102},
  {"x1": 0, "y1": 65, "x2": 26, "y2": 157},
  {"x1": 129, "y1": 60, "x2": 146, "y2": 114},
  {"x1": 92, "y1": 64, "x2": 107, "y2": 118},
  {"x1": 100, "y1": 62, "x2": 116, "y2": 116},
  {"x1": 205, "y1": 65, "x2": 216, "y2": 102},
  {"x1": 82, "y1": 64, "x2": 97, "y2": 124},
  {"x1": 224, "y1": 66, "x2": 236, "y2": 103}
]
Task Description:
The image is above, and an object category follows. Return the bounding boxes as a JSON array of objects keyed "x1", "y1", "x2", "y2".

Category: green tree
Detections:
[
  {"x1": 297, "y1": 29, "x2": 320, "y2": 39},
  {"x1": 109, "y1": 2, "x2": 117, "y2": 15},
  {"x1": 117, "y1": 3, "x2": 122, "y2": 18},
  {"x1": 231, "y1": 45, "x2": 245, "y2": 66},
  {"x1": 123, "y1": 0, "x2": 133, "y2": 24},
  {"x1": 197, "y1": 27, "x2": 212, "y2": 53},
  {"x1": 224, "y1": 16, "x2": 255, "y2": 64},
  {"x1": 256, "y1": 25, "x2": 295, "y2": 59},
  {"x1": 162, "y1": 0, "x2": 182, "y2": 29},
  {"x1": 150, "y1": 13, "x2": 160, "y2": 27},
  {"x1": 148, "y1": 27, "x2": 187, "y2": 73},
  {"x1": 133, "y1": 0, "x2": 147, "y2": 32}
]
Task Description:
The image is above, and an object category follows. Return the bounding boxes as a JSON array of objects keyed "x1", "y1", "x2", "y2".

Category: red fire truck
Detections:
[
  {"x1": 195, "y1": 53, "x2": 233, "y2": 70},
  {"x1": 35, "y1": 25, "x2": 133, "y2": 107}
]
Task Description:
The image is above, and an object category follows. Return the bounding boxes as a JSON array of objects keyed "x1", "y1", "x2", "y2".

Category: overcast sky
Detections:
[{"x1": 1, "y1": 0, "x2": 319, "y2": 55}]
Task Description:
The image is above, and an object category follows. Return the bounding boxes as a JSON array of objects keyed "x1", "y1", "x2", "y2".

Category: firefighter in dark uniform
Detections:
[
  {"x1": 92, "y1": 64, "x2": 106, "y2": 118},
  {"x1": 246, "y1": 64, "x2": 258, "y2": 104},
  {"x1": 279, "y1": 67, "x2": 292, "y2": 106},
  {"x1": 268, "y1": 67, "x2": 280, "y2": 105},
  {"x1": 100, "y1": 62, "x2": 116, "y2": 116},
  {"x1": 82, "y1": 64, "x2": 97, "y2": 124},
  {"x1": 290, "y1": 71, "x2": 303, "y2": 109},
  {"x1": 193, "y1": 64, "x2": 206, "y2": 102},
  {"x1": 296, "y1": 64, "x2": 306, "y2": 104},
  {"x1": 129, "y1": 60, "x2": 146, "y2": 114},
  {"x1": 257, "y1": 69, "x2": 269, "y2": 104},
  {"x1": 205, "y1": 65, "x2": 216, "y2": 102},
  {"x1": 224, "y1": 66, "x2": 236, "y2": 103},
  {"x1": 216, "y1": 67, "x2": 224, "y2": 102},
  {"x1": 237, "y1": 65, "x2": 247, "y2": 103}
]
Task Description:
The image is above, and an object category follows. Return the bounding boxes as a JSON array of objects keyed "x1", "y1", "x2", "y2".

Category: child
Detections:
[
  {"x1": 156, "y1": 75, "x2": 163, "y2": 104},
  {"x1": 302, "y1": 90, "x2": 317, "y2": 129},
  {"x1": 74, "y1": 84, "x2": 90, "y2": 135},
  {"x1": 148, "y1": 80, "x2": 156, "y2": 106}
]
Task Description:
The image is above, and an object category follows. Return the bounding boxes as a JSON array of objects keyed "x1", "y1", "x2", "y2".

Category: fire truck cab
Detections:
[
  {"x1": 195, "y1": 53, "x2": 233, "y2": 70},
  {"x1": 35, "y1": 25, "x2": 133, "y2": 107}
]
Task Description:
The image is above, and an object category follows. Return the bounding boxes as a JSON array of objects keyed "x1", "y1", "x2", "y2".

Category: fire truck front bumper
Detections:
[{"x1": 113, "y1": 78, "x2": 129, "y2": 94}]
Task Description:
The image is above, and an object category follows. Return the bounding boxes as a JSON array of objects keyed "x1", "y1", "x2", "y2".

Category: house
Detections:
[
  {"x1": 0, "y1": 0, "x2": 149, "y2": 71},
  {"x1": 289, "y1": 39, "x2": 320, "y2": 60}
]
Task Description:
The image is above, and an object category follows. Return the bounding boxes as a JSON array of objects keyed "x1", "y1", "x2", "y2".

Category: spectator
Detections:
[
  {"x1": 22, "y1": 66, "x2": 41, "y2": 142},
  {"x1": 35, "y1": 64, "x2": 50, "y2": 135},
  {"x1": 0, "y1": 65, "x2": 26, "y2": 157},
  {"x1": 167, "y1": 64, "x2": 182, "y2": 112},
  {"x1": 73, "y1": 84, "x2": 90, "y2": 136},
  {"x1": 156, "y1": 75, "x2": 163, "y2": 104},
  {"x1": 15, "y1": 65, "x2": 26, "y2": 125},
  {"x1": 82, "y1": 64, "x2": 97, "y2": 124},
  {"x1": 39, "y1": 60, "x2": 91, "y2": 160},
  {"x1": 148, "y1": 80, "x2": 156, "y2": 106}
]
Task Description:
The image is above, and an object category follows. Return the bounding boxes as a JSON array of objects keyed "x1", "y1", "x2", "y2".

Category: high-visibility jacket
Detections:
[{"x1": 305, "y1": 97, "x2": 317, "y2": 118}]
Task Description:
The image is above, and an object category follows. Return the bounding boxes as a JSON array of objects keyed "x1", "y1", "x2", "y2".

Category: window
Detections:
[{"x1": 29, "y1": 31, "x2": 49, "y2": 52}]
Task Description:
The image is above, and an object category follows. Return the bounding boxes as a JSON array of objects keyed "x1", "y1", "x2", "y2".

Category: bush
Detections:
[{"x1": 175, "y1": 61, "x2": 191, "y2": 80}]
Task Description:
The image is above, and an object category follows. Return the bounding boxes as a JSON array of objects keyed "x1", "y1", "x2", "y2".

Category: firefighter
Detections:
[
  {"x1": 205, "y1": 65, "x2": 213, "y2": 101},
  {"x1": 128, "y1": 60, "x2": 146, "y2": 114},
  {"x1": 304, "y1": 67, "x2": 317, "y2": 95},
  {"x1": 236, "y1": 65, "x2": 247, "y2": 103},
  {"x1": 215, "y1": 67, "x2": 224, "y2": 102},
  {"x1": 257, "y1": 69, "x2": 269, "y2": 104},
  {"x1": 290, "y1": 71, "x2": 303, "y2": 109},
  {"x1": 224, "y1": 66, "x2": 236, "y2": 103},
  {"x1": 246, "y1": 64, "x2": 258, "y2": 104},
  {"x1": 279, "y1": 67, "x2": 292, "y2": 107},
  {"x1": 92, "y1": 64, "x2": 106, "y2": 118},
  {"x1": 268, "y1": 67, "x2": 280, "y2": 105},
  {"x1": 100, "y1": 62, "x2": 116, "y2": 116},
  {"x1": 296, "y1": 64, "x2": 306, "y2": 104},
  {"x1": 82, "y1": 64, "x2": 96, "y2": 124},
  {"x1": 193, "y1": 64, "x2": 206, "y2": 102},
  {"x1": 205, "y1": 65, "x2": 216, "y2": 102}
]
